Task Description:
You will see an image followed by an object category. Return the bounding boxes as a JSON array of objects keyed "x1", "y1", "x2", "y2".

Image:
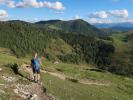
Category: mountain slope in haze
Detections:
[
  {"x1": 94, "y1": 22, "x2": 133, "y2": 28},
  {"x1": 94, "y1": 23, "x2": 133, "y2": 36},
  {"x1": 101, "y1": 27, "x2": 133, "y2": 35},
  {"x1": 35, "y1": 19, "x2": 105, "y2": 36},
  {"x1": 94, "y1": 23, "x2": 116, "y2": 28}
]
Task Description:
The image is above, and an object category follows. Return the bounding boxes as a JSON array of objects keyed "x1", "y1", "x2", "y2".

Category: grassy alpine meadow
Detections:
[
  {"x1": 41, "y1": 73, "x2": 133, "y2": 100},
  {"x1": 41, "y1": 58, "x2": 133, "y2": 100},
  {"x1": 0, "y1": 48, "x2": 133, "y2": 100}
]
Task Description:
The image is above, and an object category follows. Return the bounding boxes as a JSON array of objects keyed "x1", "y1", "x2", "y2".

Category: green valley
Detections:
[{"x1": 0, "y1": 19, "x2": 133, "y2": 100}]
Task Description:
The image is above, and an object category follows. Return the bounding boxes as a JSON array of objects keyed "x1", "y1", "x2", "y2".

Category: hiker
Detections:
[{"x1": 31, "y1": 51, "x2": 42, "y2": 83}]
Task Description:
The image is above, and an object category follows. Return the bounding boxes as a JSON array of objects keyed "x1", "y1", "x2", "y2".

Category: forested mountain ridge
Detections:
[
  {"x1": 0, "y1": 21, "x2": 73, "y2": 58},
  {"x1": 0, "y1": 20, "x2": 114, "y2": 65},
  {"x1": 0, "y1": 20, "x2": 133, "y2": 76},
  {"x1": 35, "y1": 19, "x2": 106, "y2": 36}
]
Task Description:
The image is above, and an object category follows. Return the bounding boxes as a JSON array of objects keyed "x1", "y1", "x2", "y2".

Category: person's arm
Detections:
[{"x1": 39, "y1": 59, "x2": 42, "y2": 66}]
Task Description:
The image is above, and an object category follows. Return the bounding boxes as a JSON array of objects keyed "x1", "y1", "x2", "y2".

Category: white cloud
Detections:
[
  {"x1": 88, "y1": 18, "x2": 112, "y2": 24},
  {"x1": 121, "y1": 19, "x2": 133, "y2": 23},
  {"x1": 0, "y1": 0, "x2": 4, "y2": 4},
  {"x1": 88, "y1": 18, "x2": 97, "y2": 23},
  {"x1": 89, "y1": 9, "x2": 129, "y2": 19},
  {"x1": 15, "y1": 0, "x2": 45, "y2": 8},
  {"x1": 90, "y1": 11, "x2": 108, "y2": 19},
  {"x1": 6, "y1": 0, "x2": 15, "y2": 8},
  {"x1": 0, "y1": 9, "x2": 8, "y2": 20},
  {"x1": 43, "y1": 1, "x2": 65, "y2": 10},
  {"x1": 74, "y1": 15, "x2": 81, "y2": 19},
  {"x1": 109, "y1": 9, "x2": 128, "y2": 18},
  {"x1": 5, "y1": 0, "x2": 65, "y2": 10},
  {"x1": 1, "y1": 0, "x2": 65, "y2": 10}
]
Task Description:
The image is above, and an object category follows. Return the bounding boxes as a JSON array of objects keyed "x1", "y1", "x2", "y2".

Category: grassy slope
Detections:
[
  {"x1": 0, "y1": 48, "x2": 31, "y2": 99},
  {"x1": 42, "y1": 73, "x2": 133, "y2": 100},
  {"x1": 42, "y1": 60, "x2": 133, "y2": 100},
  {"x1": 46, "y1": 38, "x2": 73, "y2": 56},
  {"x1": 111, "y1": 31, "x2": 133, "y2": 65},
  {"x1": 0, "y1": 48, "x2": 133, "y2": 100}
]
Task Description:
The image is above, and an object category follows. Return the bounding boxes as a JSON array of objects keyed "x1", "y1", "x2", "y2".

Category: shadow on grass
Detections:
[
  {"x1": 65, "y1": 77, "x2": 78, "y2": 83},
  {"x1": 6, "y1": 63, "x2": 33, "y2": 82},
  {"x1": 89, "y1": 68, "x2": 106, "y2": 73}
]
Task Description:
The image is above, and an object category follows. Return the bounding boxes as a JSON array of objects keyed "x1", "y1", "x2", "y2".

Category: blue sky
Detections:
[{"x1": 0, "y1": 0, "x2": 133, "y2": 23}]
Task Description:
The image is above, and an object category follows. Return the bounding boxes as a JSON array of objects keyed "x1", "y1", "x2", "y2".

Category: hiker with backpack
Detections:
[{"x1": 31, "y1": 51, "x2": 42, "y2": 83}]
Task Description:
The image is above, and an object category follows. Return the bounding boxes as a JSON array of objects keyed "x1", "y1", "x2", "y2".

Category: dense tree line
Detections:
[
  {"x1": 0, "y1": 21, "x2": 133, "y2": 77},
  {"x1": 58, "y1": 33, "x2": 115, "y2": 66},
  {"x1": 0, "y1": 21, "x2": 115, "y2": 65},
  {"x1": 0, "y1": 21, "x2": 60, "y2": 57}
]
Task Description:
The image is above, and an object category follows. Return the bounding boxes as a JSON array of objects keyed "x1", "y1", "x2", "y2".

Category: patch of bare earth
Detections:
[
  {"x1": 14, "y1": 65, "x2": 57, "y2": 100},
  {"x1": 42, "y1": 70, "x2": 110, "y2": 86}
]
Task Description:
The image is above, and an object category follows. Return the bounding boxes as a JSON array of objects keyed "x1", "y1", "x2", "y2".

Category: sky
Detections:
[{"x1": 0, "y1": 0, "x2": 133, "y2": 23}]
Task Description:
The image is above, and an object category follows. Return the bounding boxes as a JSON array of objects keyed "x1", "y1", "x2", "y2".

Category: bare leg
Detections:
[
  {"x1": 36, "y1": 73, "x2": 38, "y2": 82},
  {"x1": 33, "y1": 73, "x2": 35, "y2": 81},
  {"x1": 35, "y1": 74, "x2": 38, "y2": 82},
  {"x1": 37, "y1": 74, "x2": 40, "y2": 81},
  {"x1": 33, "y1": 74, "x2": 36, "y2": 81},
  {"x1": 33, "y1": 73, "x2": 37, "y2": 82}
]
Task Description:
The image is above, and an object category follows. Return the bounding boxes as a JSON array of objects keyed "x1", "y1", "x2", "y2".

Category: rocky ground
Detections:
[{"x1": 0, "y1": 64, "x2": 56, "y2": 100}]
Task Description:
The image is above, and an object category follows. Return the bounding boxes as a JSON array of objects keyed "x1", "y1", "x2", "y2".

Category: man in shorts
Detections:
[{"x1": 31, "y1": 51, "x2": 42, "y2": 83}]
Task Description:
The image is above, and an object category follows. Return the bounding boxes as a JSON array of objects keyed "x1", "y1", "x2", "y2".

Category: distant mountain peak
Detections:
[
  {"x1": 94, "y1": 22, "x2": 133, "y2": 29},
  {"x1": 7, "y1": 20, "x2": 30, "y2": 23},
  {"x1": 35, "y1": 20, "x2": 62, "y2": 24},
  {"x1": 35, "y1": 19, "x2": 105, "y2": 36}
]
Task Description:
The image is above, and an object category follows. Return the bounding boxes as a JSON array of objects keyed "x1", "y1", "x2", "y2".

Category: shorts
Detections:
[{"x1": 33, "y1": 67, "x2": 40, "y2": 74}]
